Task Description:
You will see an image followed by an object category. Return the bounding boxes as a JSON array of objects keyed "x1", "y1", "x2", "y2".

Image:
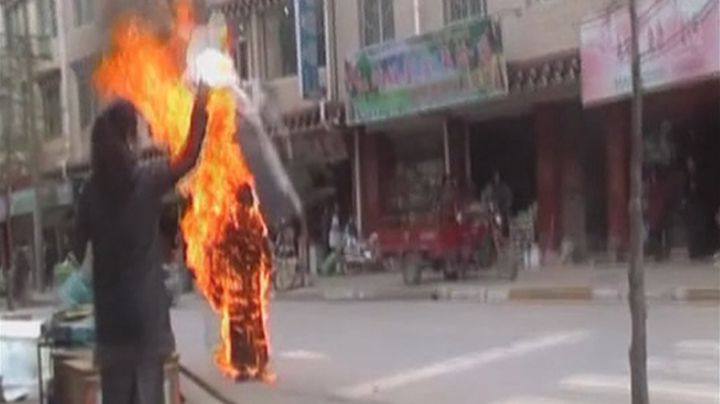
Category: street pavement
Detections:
[{"x1": 174, "y1": 296, "x2": 720, "y2": 404}]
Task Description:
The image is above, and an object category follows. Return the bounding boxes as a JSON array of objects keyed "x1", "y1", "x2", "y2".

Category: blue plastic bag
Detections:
[{"x1": 58, "y1": 270, "x2": 93, "y2": 307}]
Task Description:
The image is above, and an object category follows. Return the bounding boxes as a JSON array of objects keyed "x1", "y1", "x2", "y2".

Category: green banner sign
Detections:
[{"x1": 345, "y1": 17, "x2": 508, "y2": 125}]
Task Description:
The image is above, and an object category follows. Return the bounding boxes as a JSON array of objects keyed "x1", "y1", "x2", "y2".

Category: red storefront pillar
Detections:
[
  {"x1": 560, "y1": 108, "x2": 587, "y2": 257},
  {"x1": 358, "y1": 128, "x2": 381, "y2": 236},
  {"x1": 605, "y1": 103, "x2": 630, "y2": 260},
  {"x1": 446, "y1": 118, "x2": 468, "y2": 187},
  {"x1": 534, "y1": 105, "x2": 563, "y2": 259}
]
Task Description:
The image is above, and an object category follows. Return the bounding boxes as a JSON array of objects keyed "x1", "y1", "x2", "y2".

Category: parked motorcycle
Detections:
[{"x1": 341, "y1": 233, "x2": 384, "y2": 274}]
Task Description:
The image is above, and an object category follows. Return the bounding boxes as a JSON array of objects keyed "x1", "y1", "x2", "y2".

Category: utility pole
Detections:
[
  {"x1": 627, "y1": 0, "x2": 649, "y2": 402},
  {"x1": 1, "y1": 3, "x2": 15, "y2": 310},
  {"x1": 2, "y1": 180, "x2": 13, "y2": 312},
  {"x1": 1, "y1": 75, "x2": 15, "y2": 311},
  {"x1": 21, "y1": 2, "x2": 45, "y2": 292},
  {"x1": 54, "y1": 0, "x2": 72, "y2": 171}
]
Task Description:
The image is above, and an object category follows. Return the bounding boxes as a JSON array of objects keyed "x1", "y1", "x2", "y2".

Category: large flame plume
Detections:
[{"x1": 93, "y1": 1, "x2": 272, "y2": 380}]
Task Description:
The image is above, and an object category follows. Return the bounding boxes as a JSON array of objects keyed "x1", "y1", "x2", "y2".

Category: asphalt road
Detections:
[{"x1": 173, "y1": 298, "x2": 720, "y2": 404}]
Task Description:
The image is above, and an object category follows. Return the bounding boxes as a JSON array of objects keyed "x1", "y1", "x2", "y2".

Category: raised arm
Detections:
[{"x1": 167, "y1": 85, "x2": 210, "y2": 184}]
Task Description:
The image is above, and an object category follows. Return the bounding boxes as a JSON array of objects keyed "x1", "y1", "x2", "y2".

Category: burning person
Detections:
[
  {"x1": 74, "y1": 86, "x2": 209, "y2": 404},
  {"x1": 94, "y1": 0, "x2": 274, "y2": 381}
]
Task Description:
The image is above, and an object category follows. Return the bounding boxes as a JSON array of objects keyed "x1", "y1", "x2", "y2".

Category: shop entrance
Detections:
[
  {"x1": 468, "y1": 117, "x2": 536, "y2": 214},
  {"x1": 382, "y1": 129, "x2": 445, "y2": 224},
  {"x1": 644, "y1": 83, "x2": 720, "y2": 260}
]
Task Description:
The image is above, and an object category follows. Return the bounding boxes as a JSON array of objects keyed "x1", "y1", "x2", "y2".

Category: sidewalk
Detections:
[
  {"x1": 275, "y1": 262, "x2": 720, "y2": 303},
  {"x1": 4, "y1": 263, "x2": 718, "y2": 312}
]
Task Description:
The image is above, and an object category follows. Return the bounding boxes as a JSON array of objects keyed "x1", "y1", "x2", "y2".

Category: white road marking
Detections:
[
  {"x1": 491, "y1": 397, "x2": 583, "y2": 404},
  {"x1": 675, "y1": 340, "x2": 720, "y2": 357},
  {"x1": 334, "y1": 330, "x2": 589, "y2": 399},
  {"x1": 560, "y1": 374, "x2": 720, "y2": 402},
  {"x1": 648, "y1": 356, "x2": 720, "y2": 379},
  {"x1": 276, "y1": 350, "x2": 330, "y2": 360}
]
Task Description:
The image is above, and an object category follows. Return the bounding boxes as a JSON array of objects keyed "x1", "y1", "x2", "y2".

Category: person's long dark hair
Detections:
[{"x1": 90, "y1": 100, "x2": 138, "y2": 203}]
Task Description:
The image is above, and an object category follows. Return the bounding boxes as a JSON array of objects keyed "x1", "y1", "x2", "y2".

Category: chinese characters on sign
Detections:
[{"x1": 581, "y1": 0, "x2": 720, "y2": 105}]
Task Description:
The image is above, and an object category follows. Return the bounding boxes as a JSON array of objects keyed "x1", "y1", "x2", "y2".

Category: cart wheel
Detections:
[
  {"x1": 458, "y1": 262, "x2": 470, "y2": 279},
  {"x1": 477, "y1": 236, "x2": 496, "y2": 268},
  {"x1": 442, "y1": 261, "x2": 459, "y2": 281},
  {"x1": 402, "y1": 252, "x2": 422, "y2": 285},
  {"x1": 499, "y1": 247, "x2": 519, "y2": 282},
  {"x1": 508, "y1": 252, "x2": 520, "y2": 281}
]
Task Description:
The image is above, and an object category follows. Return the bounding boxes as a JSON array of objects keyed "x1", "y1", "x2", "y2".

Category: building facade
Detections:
[
  {"x1": 211, "y1": 0, "x2": 621, "y2": 262},
  {"x1": 4, "y1": 0, "x2": 715, "y2": 269},
  {"x1": 350, "y1": 0, "x2": 720, "y2": 262},
  {"x1": 215, "y1": 0, "x2": 720, "y2": 262}
]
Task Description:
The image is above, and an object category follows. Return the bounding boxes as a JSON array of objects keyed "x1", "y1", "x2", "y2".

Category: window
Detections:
[
  {"x1": 234, "y1": 19, "x2": 251, "y2": 80},
  {"x1": 316, "y1": 2, "x2": 326, "y2": 68},
  {"x1": 6, "y1": 2, "x2": 27, "y2": 40},
  {"x1": 360, "y1": 0, "x2": 394, "y2": 46},
  {"x1": 77, "y1": 77, "x2": 96, "y2": 129},
  {"x1": 36, "y1": 0, "x2": 57, "y2": 38},
  {"x1": 40, "y1": 78, "x2": 61, "y2": 139},
  {"x1": 73, "y1": 0, "x2": 94, "y2": 26},
  {"x1": 36, "y1": 0, "x2": 57, "y2": 57},
  {"x1": 444, "y1": 0, "x2": 487, "y2": 24},
  {"x1": 262, "y1": 0, "x2": 297, "y2": 79}
]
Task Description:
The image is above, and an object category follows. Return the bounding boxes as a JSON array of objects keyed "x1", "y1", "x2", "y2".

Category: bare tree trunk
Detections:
[{"x1": 628, "y1": 0, "x2": 649, "y2": 403}]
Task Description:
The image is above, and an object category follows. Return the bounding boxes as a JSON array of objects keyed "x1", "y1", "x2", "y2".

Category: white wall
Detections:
[
  {"x1": 329, "y1": 0, "x2": 615, "y2": 101},
  {"x1": 496, "y1": 0, "x2": 614, "y2": 61}
]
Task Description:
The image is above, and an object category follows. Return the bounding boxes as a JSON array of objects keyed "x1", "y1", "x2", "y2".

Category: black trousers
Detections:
[{"x1": 100, "y1": 359, "x2": 165, "y2": 404}]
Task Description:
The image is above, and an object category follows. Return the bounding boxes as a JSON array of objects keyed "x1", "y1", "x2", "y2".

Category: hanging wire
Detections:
[{"x1": 581, "y1": 0, "x2": 717, "y2": 61}]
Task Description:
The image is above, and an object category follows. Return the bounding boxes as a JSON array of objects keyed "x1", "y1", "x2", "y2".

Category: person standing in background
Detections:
[
  {"x1": 483, "y1": 171, "x2": 513, "y2": 237},
  {"x1": 12, "y1": 243, "x2": 31, "y2": 305}
]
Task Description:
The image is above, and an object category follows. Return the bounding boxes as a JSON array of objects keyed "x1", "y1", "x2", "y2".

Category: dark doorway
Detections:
[{"x1": 469, "y1": 117, "x2": 536, "y2": 213}]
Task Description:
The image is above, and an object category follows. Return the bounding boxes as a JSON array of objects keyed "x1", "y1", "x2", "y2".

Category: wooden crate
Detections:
[{"x1": 53, "y1": 354, "x2": 180, "y2": 404}]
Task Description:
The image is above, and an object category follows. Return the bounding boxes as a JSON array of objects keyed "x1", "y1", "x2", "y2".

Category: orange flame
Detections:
[{"x1": 93, "y1": 1, "x2": 272, "y2": 380}]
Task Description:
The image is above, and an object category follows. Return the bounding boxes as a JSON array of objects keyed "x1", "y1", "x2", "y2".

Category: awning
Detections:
[
  {"x1": 0, "y1": 182, "x2": 74, "y2": 222},
  {"x1": 213, "y1": 0, "x2": 286, "y2": 18},
  {"x1": 265, "y1": 101, "x2": 346, "y2": 136},
  {"x1": 288, "y1": 130, "x2": 348, "y2": 165},
  {"x1": 506, "y1": 52, "x2": 580, "y2": 95},
  {"x1": 6, "y1": 188, "x2": 36, "y2": 217}
]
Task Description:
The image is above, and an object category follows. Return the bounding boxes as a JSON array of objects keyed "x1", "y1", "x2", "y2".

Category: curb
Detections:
[
  {"x1": 669, "y1": 287, "x2": 720, "y2": 302},
  {"x1": 276, "y1": 286, "x2": 720, "y2": 304},
  {"x1": 273, "y1": 288, "x2": 437, "y2": 302}
]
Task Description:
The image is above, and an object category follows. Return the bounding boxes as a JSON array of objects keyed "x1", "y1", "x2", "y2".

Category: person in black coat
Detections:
[{"x1": 74, "y1": 87, "x2": 208, "y2": 404}]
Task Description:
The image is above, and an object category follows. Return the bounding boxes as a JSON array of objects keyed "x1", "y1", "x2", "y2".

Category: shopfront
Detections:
[
  {"x1": 0, "y1": 181, "x2": 75, "y2": 287},
  {"x1": 347, "y1": 15, "x2": 508, "y2": 234},
  {"x1": 581, "y1": 0, "x2": 720, "y2": 259},
  {"x1": 346, "y1": 11, "x2": 614, "y2": 265}
]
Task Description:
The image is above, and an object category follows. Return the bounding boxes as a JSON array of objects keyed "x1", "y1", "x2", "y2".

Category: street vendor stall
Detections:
[
  {"x1": 36, "y1": 306, "x2": 181, "y2": 404},
  {"x1": 0, "y1": 256, "x2": 182, "y2": 404}
]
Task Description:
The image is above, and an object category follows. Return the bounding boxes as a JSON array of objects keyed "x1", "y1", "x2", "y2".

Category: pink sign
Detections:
[{"x1": 581, "y1": 0, "x2": 720, "y2": 105}]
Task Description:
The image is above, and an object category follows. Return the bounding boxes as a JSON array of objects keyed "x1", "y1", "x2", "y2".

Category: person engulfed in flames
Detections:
[
  {"x1": 74, "y1": 87, "x2": 209, "y2": 403},
  {"x1": 92, "y1": 0, "x2": 274, "y2": 385}
]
